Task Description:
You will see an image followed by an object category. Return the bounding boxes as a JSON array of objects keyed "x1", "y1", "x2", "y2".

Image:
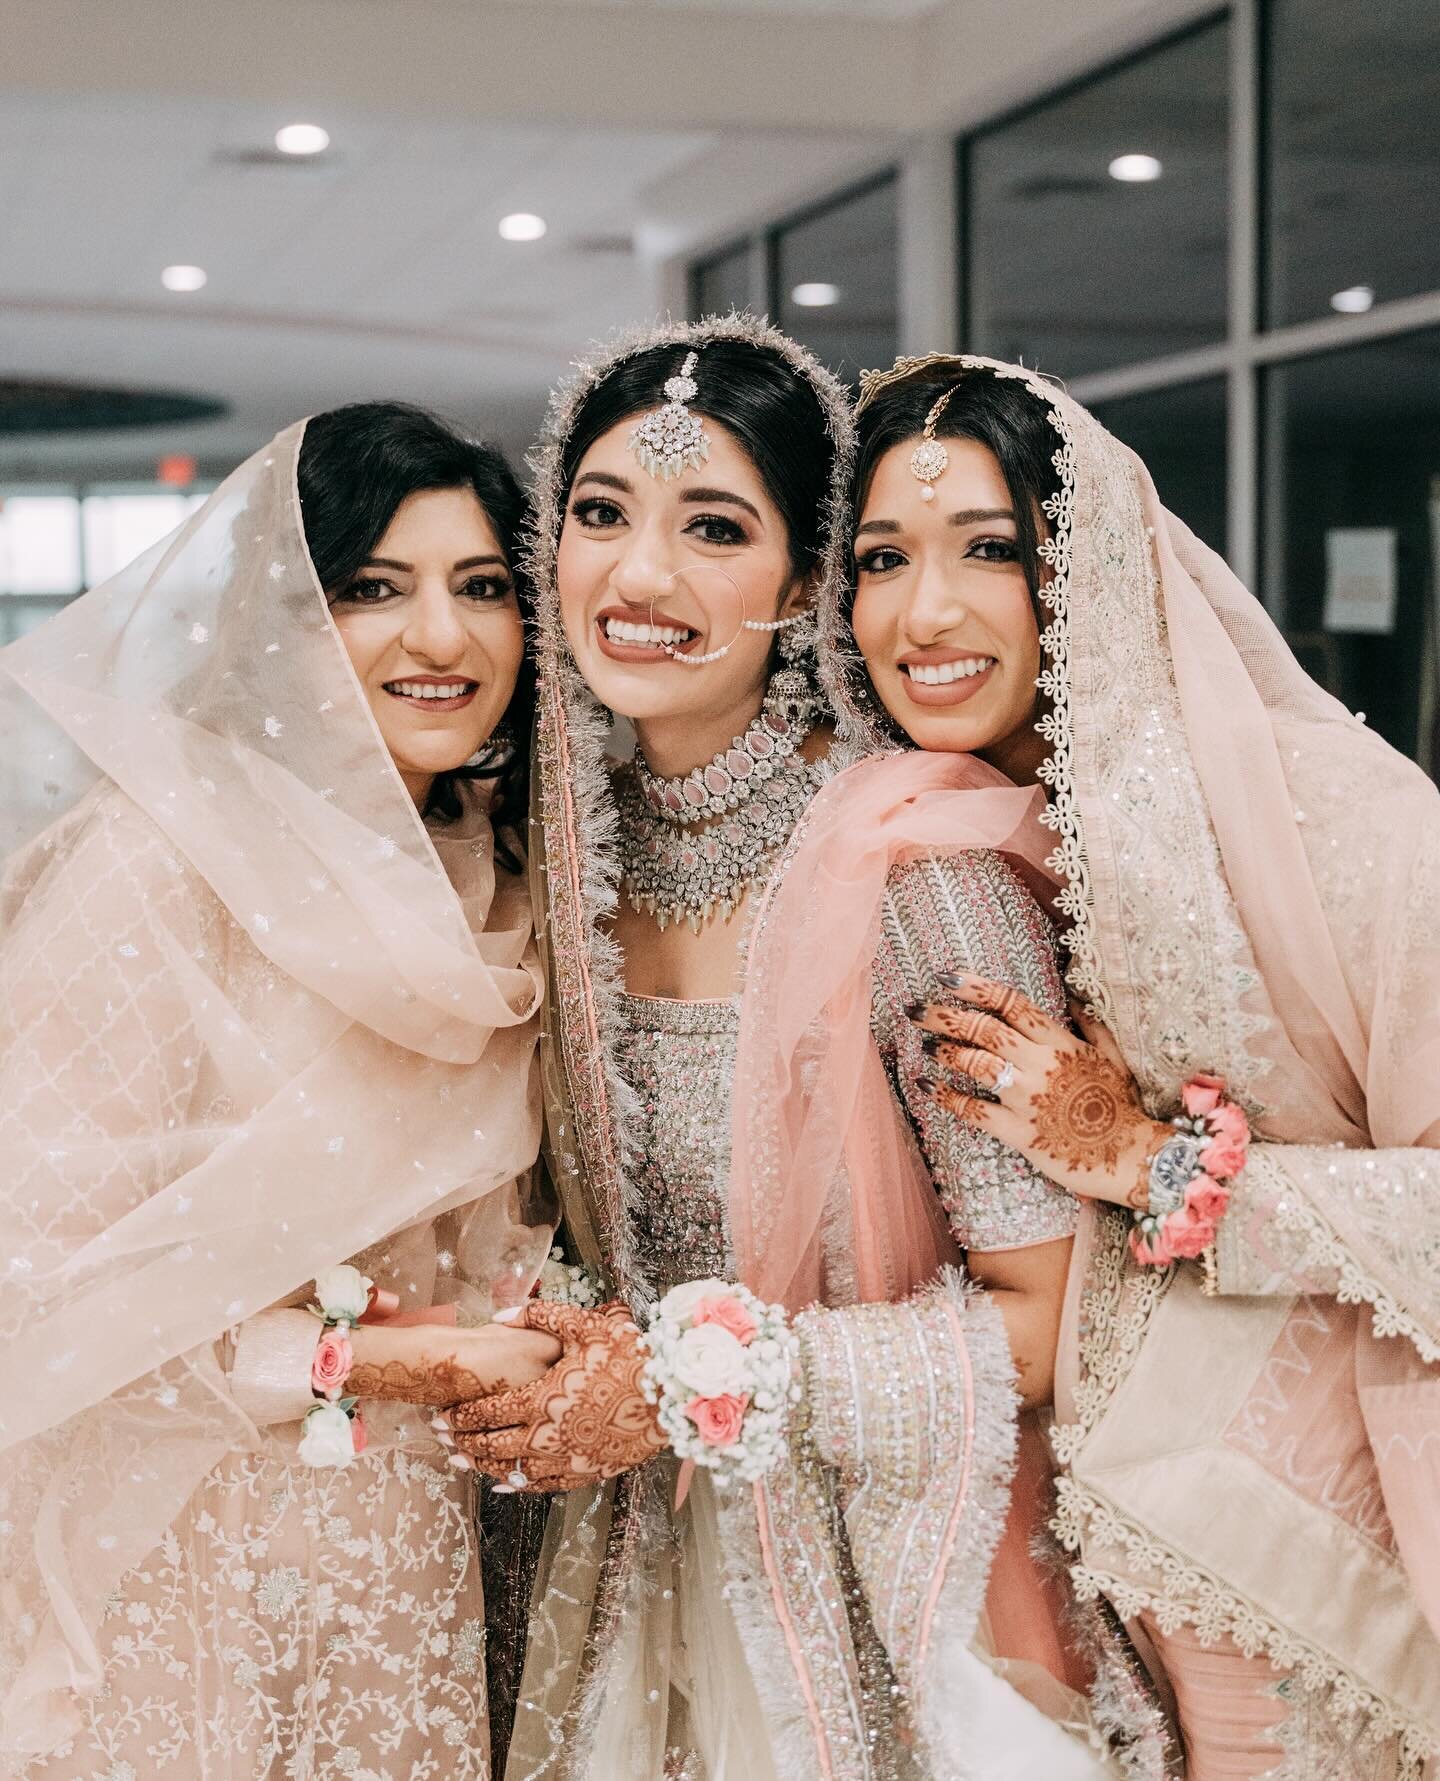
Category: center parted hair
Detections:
[
  {"x1": 852, "y1": 365, "x2": 1061, "y2": 609},
  {"x1": 297, "y1": 401, "x2": 533, "y2": 861},
  {"x1": 558, "y1": 338, "x2": 836, "y2": 578}
]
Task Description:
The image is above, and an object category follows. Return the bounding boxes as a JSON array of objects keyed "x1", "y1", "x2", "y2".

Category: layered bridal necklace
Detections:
[{"x1": 616, "y1": 679, "x2": 826, "y2": 931}]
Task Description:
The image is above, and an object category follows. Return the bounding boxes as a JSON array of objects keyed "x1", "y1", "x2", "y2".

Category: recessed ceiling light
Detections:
[
  {"x1": 791, "y1": 282, "x2": 841, "y2": 308},
  {"x1": 275, "y1": 123, "x2": 330, "y2": 157},
  {"x1": 498, "y1": 212, "x2": 547, "y2": 242},
  {"x1": 1330, "y1": 284, "x2": 1375, "y2": 315},
  {"x1": 161, "y1": 264, "x2": 208, "y2": 293},
  {"x1": 1108, "y1": 153, "x2": 1163, "y2": 183}
]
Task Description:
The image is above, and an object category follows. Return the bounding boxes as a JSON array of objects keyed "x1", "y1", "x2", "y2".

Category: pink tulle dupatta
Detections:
[{"x1": 729, "y1": 749, "x2": 1060, "y2": 1314}]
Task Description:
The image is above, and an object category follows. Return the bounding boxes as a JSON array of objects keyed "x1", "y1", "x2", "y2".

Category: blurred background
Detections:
[{"x1": 2, "y1": 0, "x2": 1438, "y2": 775}]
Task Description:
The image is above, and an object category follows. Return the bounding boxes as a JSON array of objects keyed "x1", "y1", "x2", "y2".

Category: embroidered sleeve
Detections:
[
  {"x1": 1213, "y1": 1141, "x2": 1440, "y2": 1363},
  {"x1": 795, "y1": 1275, "x2": 1025, "y2": 1758},
  {"x1": 871, "y1": 851, "x2": 1078, "y2": 1251}
]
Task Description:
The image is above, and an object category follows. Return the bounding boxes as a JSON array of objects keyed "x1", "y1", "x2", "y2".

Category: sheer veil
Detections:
[
  {"x1": 823, "y1": 354, "x2": 1440, "y2": 1753},
  {"x1": 0, "y1": 422, "x2": 543, "y2": 1754}
]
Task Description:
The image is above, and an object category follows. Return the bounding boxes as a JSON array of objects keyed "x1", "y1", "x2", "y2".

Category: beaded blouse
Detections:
[{"x1": 616, "y1": 847, "x2": 1077, "y2": 1281}]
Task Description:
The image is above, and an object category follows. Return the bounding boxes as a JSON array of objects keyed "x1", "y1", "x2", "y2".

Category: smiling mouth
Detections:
[
  {"x1": 596, "y1": 615, "x2": 700, "y2": 659},
  {"x1": 382, "y1": 678, "x2": 479, "y2": 711},
  {"x1": 901, "y1": 657, "x2": 996, "y2": 685}
]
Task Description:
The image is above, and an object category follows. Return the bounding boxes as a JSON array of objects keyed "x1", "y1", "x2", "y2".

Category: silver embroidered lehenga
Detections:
[
  {"x1": 507, "y1": 316, "x2": 1141, "y2": 1780},
  {"x1": 824, "y1": 354, "x2": 1440, "y2": 1779}
]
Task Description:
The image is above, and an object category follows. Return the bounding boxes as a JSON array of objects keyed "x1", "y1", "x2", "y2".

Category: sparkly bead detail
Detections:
[
  {"x1": 634, "y1": 698, "x2": 815, "y2": 828},
  {"x1": 616, "y1": 747, "x2": 826, "y2": 932}
]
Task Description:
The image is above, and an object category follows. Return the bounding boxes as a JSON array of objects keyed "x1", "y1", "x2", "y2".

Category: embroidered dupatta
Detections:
[
  {"x1": 825, "y1": 355, "x2": 1440, "y2": 1763},
  {"x1": 0, "y1": 426, "x2": 545, "y2": 1757}
]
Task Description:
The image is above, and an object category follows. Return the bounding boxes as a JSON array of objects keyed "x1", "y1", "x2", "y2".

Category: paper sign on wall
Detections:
[{"x1": 1324, "y1": 528, "x2": 1397, "y2": 635}]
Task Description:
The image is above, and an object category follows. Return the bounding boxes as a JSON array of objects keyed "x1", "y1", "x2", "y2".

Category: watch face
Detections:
[{"x1": 1149, "y1": 1136, "x2": 1203, "y2": 1217}]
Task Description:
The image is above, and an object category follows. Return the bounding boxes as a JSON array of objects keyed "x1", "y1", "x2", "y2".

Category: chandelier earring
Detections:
[{"x1": 761, "y1": 605, "x2": 819, "y2": 723}]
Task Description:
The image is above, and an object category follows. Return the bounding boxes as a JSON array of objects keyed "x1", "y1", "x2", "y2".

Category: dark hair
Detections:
[
  {"x1": 559, "y1": 339, "x2": 834, "y2": 577},
  {"x1": 297, "y1": 401, "x2": 533, "y2": 866},
  {"x1": 852, "y1": 367, "x2": 1060, "y2": 608}
]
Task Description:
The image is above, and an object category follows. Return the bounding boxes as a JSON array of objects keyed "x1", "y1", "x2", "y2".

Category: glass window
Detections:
[
  {"x1": 81, "y1": 493, "x2": 205, "y2": 587},
  {"x1": 1089, "y1": 378, "x2": 1228, "y2": 556},
  {"x1": 1263, "y1": 329, "x2": 1440, "y2": 775},
  {"x1": 966, "y1": 20, "x2": 1228, "y2": 380},
  {"x1": 0, "y1": 495, "x2": 82, "y2": 596},
  {"x1": 776, "y1": 177, "x2": 898, "y2": 386},
  {"x1": 1265, "y1": 0, "x2": 1440, "y2": 329},
  {"x1": 692, "y1": 244, "x2": 753, "y2": 319}
]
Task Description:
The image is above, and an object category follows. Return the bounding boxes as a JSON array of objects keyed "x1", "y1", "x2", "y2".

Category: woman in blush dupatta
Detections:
[
  {"x1": 0, "y1": 407, "x2": 557, "y2": 1779},
  {"x1": 828, "y1": 353, "x2": 1440, "y2": 1777}
]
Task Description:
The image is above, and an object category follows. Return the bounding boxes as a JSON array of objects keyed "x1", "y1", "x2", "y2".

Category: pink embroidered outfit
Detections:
[
  {"x1": 511, "y1": 317, "x2": 1138, "y2": 1780},
  {"x1": 0, "y1": 427, "x2": 547, "y2": 1778},
  {"x1": 822, "y1": 354, "x2": 1440, "y2": 1779}
]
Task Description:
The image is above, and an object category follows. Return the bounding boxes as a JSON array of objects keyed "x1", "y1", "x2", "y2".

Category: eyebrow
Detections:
[
  {"x1": 361, "y1": 554, "x2": 509, "y2": 573},
  {"x1": 573, "y1": 470, "x2": 632, "y2": 495},
  {"x1": 678, "y1": 486, "x2": 763, "y2": 525},
  {"x1": 854, "y1": 506, "x2": 1015, "y2": 539}
]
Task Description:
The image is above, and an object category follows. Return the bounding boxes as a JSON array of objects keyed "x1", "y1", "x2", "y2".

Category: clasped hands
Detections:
[
  {"x1": 345, "y1": 1297, "x2": 665, "y2": 1493},
  {"x1": 443, "y1": 1300, "x2": 668, "y2": 1494}
]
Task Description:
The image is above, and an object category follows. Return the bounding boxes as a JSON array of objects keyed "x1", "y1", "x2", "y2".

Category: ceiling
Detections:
[
  {"x1": 519, "y1": 0, "x2": 944, "y2": 12},
  {"x1": 0, "y1": 0, "x2": 1204, "y2": 480}
]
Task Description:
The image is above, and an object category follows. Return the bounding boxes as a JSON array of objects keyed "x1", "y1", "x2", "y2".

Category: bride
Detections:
[
  {"x1": 449, "y1": 318, "x2": 1140, "y2": 1779},
  {"x1": 0, "y1": 403, "x2": 559, "y2": 1778}
]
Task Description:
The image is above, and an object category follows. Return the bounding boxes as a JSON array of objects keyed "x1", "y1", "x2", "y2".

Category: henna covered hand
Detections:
[
  {"x1": 910, "y1": 973, "x2": 1168, "y2": 1208},
  {"x1": 447, "y1": 1300, "x2": 666, "y2": 1493},
  {"x1": 346, "y1": 1321, "x2": 561, "y2": 1408}
]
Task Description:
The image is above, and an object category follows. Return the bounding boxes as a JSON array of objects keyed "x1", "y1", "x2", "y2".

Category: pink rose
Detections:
[
  {"x1": 350, "y1": 1411, "x2": 368, "y2": 1456},
  {"x1": 1207, "y1": 1101, "x2": 1250, "y2": 1149},
  {"x1": 1129, "y1": 1226, "x2": 1173, "y2": 1267},
  {"x1": 684, "y1": 1393, "x2": 750, "y2": 1447},
  {"x1": 1161, "y1": 1207, "x2": 1215, "y2": 1260},
  {"x1": 1185, "y1": 1178, "x2": 1231, "y2": 1223},
  {"x1": 1181, "y1": 1074, "x2": 1225, "y2": 1118},
  {"x1": 1201, "y1": 1140, "x2": 1247, "y2": 1180},
  {"x1": 692, "y1": 1295, "x2": 757, "y2": 1347},
  {"x1": 311, "y1": 1327, "x2": 353, "y2": 1401}
]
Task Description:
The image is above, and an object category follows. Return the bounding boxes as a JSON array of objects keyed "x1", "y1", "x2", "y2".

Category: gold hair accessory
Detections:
[
  {"x1": 910, "y1": 385, "x2": 962, "y2": 503},
  {"x1": 629, "y1": 351, "x2": 711, "y2": 481}
]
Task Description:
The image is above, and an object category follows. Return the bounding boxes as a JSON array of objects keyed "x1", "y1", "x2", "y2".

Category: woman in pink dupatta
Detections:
[
  {"x1": 0, "y1": 407, "x2": 558, "y2": 1779},
  {"x1": 826, "y1": 354, "x2": 1440, "y2": 1778}
]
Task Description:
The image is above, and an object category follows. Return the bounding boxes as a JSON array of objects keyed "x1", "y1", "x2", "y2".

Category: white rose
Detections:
[
  {"x1": 672, "y1": 1323, "x2": 748, "y2": 1398},
  {"x1": 657, "y1": 1278, "x2": 731, "y2": 1324},
  {"x1": 313, "y1": 1264, "x2": 372, "y2": 1324},
  {"x1": 298, "y1": 1403, "x2": 357, "y2": 1468}
]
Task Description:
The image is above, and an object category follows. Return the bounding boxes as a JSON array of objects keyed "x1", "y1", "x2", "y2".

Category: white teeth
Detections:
[
  {"x1": 604, "y1": 618, "x2": 690, "y2": 647},
  {"x1": 387, "y1": 681, "x2": 471, "y2": 699},
  {"x1": 907, "y1": 657, "x2": 995, "y2": 686}
]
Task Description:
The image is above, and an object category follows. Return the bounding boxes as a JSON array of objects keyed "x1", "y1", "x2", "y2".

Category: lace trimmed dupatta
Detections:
[
  {"x1": 823, "y1": 355, "x2": 1440, "y2": 1760},
  {"x1": 0, "y1": 424, "x2": 544, "y2": 1756}
]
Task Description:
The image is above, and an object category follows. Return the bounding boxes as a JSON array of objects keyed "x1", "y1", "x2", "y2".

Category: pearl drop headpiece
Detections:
[
  {"x1": 910, "y1": 384, "x2": 962, "y2": 502},
  {"x1": 628, "y1": 351, "x2": 711, "y2": 481}
]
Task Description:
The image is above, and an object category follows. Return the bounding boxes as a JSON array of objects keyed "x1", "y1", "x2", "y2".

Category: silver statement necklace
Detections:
[
  {"x1": 633, "y1": 700, "x2": 817, "y2": 827},
  {"x1": 617, "y1": 697, "x2": 826, "y2": 931}
]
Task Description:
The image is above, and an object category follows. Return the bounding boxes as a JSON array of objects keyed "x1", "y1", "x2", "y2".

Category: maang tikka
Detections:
[
  {"x1": 629, "y1": 351, "x2": 711, "y2": 481},
  {"x1": 910, "y1": 384, "x2": 960, "y2": 502}
]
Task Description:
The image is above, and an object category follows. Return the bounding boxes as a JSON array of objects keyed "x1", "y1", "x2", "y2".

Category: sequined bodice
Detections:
[{"x1": 616, "y1": 992, "x2": 737, "y2": 1291}]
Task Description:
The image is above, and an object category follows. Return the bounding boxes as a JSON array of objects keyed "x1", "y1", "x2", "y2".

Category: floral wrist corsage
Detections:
[
  {"x1": 533, "y1": 1244, "x2": 602, "y2": 1310},
  {"x1": 640, "y1": 1278, "x2": 800, "y2": 1494},
  {"x1": 1130, "y1": 1074, "x2": 1250, "y2": 1268},
  {"x1": 298, "y1": 1263, "x2": 370, "y2": 1467}
]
